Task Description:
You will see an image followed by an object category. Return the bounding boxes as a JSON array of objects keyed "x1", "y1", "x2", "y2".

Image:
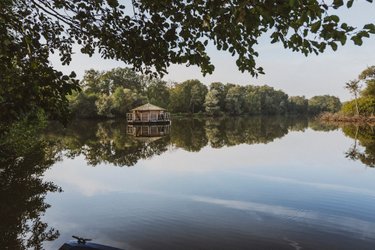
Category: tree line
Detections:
[{"x1": 69, "y1": 67, "x2": 341, "y2": 118}]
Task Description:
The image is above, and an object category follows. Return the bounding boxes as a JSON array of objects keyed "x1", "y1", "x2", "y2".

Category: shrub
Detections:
[{"x1": 341, "y1": 97, "x2": 375, "y2": 116}]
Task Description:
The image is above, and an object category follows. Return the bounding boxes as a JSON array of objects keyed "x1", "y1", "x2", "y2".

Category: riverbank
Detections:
[{"x1": 319, "y1": 112, "x2": 375, "y2": 125}]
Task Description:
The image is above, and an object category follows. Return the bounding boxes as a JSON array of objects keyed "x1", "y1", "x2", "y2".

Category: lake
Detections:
[{"x1": 2, "y1": 116, "x2": 375, "y2": 249}]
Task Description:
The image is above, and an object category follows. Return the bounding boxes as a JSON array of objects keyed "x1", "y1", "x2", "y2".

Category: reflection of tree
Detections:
[
  {"x1": 308, "y1": 119, "x2": 339, "y2": 131},
  {"x1": 170, "y1": 119, "x2": 208, "y2": 151},
  {"x1": 342, "y1": 125, "x2": 375, "y2": 167},
  {"x1": 45, "y1": 117, "x2": 313, "y2": 166},
  {"x1": 205, "y1": 116, "x2": 308, "y2": 148},
  {"x1": 0, "y1": 120, "x2": 61, "y2": 249},
  {"x1": 45, "y1": 121, "x2": 170, "y2": 167}
]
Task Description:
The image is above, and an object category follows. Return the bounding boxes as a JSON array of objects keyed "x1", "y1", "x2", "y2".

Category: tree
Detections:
[
  {"x1": 168, "y1": 80, "x2": 207, "y2": 113},
  {"x1": 225, "y1": 86, "x2": 246, "y2": 115},
  {"x1": 82, "y1": 68, "x2": 144, "y2": 95},
  {"x1": 204, "y1": 89, "x2": 222, "y2": 116},
  {"x1": 288, "y1": 96, "x2": 309, "y2": 114},
  {"x1": 243, "y1": 85, "x2": 288, "y2": 115},
  {"x1": 69, "y1": 92, "x2": 99, "y2": 118},
  {"x1": 1, "y1": 0, "x2": 374, "y2": 123},
  {"x1": 345, "y1": 80, "x2": 361, "y2": 116},
  {"x1": 209, "y1": 82, "x2": 226, "y2": 110},
  {"x1": 112, "y1": 87, "x2": 147, "y2": 116},
  {"x1": 81, "y1": 69, "x2": 106, "y2": 94},
  {"x1": 341, "y1": 97, "x2": 375, "y2": 116},
  {"x1": 341, "y1": 66, "x2": 375, "y2": 117},
  {"x1": 359, "y1": 66, "x2": 375, "y2": 97},
  {"x1": 146, "y1": 79, "x2": 170, "y2": 108},
  {"x1": 190, "y1": 81, "x2": 208, "y2": 113},
  {"x1": 95, "y1": 94, "x2": 114, "y2": 117},
  {"x1": 308, "y1": 95, "x2": 342, "y2": 114},
  {"x1": 168, "y1": 83, "x2": 188, "y2": 113}
]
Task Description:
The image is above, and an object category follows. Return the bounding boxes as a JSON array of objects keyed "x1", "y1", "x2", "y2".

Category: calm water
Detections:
[{"x1": 2, "y1": 117, "x2": 375, "y2": 249}]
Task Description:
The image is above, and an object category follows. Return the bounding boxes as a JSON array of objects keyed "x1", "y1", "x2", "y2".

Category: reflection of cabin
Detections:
[
  {"x1": 127, "y1": 103, "x2": 170, "y2": 124},
  {"x1": 127, "y1": 125, "x2": 170, "y2": 138}
]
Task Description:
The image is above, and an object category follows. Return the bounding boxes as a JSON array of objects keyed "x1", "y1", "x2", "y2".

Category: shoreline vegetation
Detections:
[
  {"x1": 319, "y1": 66, "x2": 375, "y2": 125},
  {"x1": 319, "y1": 112, "x2": 375, "y2": 125},
  {"x1": 68, "y1": 65, "x2": 374, "y2": 122},
  {"x1": 68, "y1": 67, "x2": 342, "y2": 120}
]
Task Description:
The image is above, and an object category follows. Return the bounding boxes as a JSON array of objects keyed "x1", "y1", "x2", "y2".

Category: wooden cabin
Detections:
[{"x1": 127, "y1": 103, "x2": 170, "y2": 124}]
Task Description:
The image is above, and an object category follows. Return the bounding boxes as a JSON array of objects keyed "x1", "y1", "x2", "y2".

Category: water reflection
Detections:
[
  {"x1": 0, "y1": 122, "x2": 61, "y2": 249},
  {"x1": 127, "y1": 124, "x2": 170, "y2": 138},
  {"x1": 2, "y1": 117, "x2": 375, "y2": 249},
  {"x1": 42, "y1": 117, "x2": 375, "y2": 249},
  {"x1": 43, "y1": 117, "x2": 375, "y2": 168},
  {"x1": 342, "y1": 125, "x2": 375, "y2": 167}
]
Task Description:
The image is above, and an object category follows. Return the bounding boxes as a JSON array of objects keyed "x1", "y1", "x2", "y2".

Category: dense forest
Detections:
[{"x1": 69, "y1": 67, "x2": 342, "y2": 118}]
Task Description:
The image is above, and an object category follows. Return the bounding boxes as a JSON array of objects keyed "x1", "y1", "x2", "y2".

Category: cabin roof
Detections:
[{"x1": 131, "y1": 103, "x2": 166, "y2": 111}]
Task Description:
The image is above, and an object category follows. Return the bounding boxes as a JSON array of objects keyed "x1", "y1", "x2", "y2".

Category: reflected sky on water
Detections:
[{"x1": 2, "y1": 116, "x2": 375, "y2": 249}]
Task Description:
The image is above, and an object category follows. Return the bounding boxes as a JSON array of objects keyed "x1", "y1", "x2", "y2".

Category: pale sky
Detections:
[{"x1": 50, "y1": 2, "x2": 375, "y2": 101}]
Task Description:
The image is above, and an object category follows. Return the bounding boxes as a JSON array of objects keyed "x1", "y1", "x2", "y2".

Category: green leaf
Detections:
[
  {"x1": 330, "y1": 15, "x2": 340, "y2": 23},
  {"x1": 311, "y1": 21, "x2": 321, "y2": 33},
  {"x1": 330, "y1": 42, "x2": 338, "y2": 51},
  {"x1": 333, "y1": 0, "x2": 344, "y2": 8},
  {"x1": 347, "y1": 0, "x2": 354, "y2": 8},
  {"x1": 352, "y1": 36, "x2": 363, "y2": 45},
  {"x1": 339, "y1": 35, "x2": 347, "y2": 45},
  {"x1": 364, "y1": 23, "x2": 375, "y2": 34}
]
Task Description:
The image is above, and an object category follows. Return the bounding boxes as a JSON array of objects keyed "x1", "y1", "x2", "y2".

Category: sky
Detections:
[{"x1": 50, "y1": 2, "x2": 375, "y2": 101}]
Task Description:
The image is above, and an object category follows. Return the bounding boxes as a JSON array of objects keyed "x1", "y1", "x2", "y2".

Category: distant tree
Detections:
[
  {"x1": 146, "y1": 79, "x2": 170, "y2": 108},
  {"x1": 81, "y1": 69, "x2": 105, "y2": 94},
  {"x1": 112, "y1": 87, "x2": 147, "y2": 116},
  {"x1": 104, "y1": 68, "x2": 145, "y2": 93},
  {"x1": 345, "y1": 80, "x2": 361, "y2": 116},
  {"x1": 341, "y1": 66, "x2": 375, "y2": 117},
  {"x1": 168, "y1": 83, "x2": 188, "y2": 113},
  {"x1": 82, "y1": 68, "x2": 144, "y2": 95},
  {"x1": 204, "y1": 89, "x2": 222, "y2": 116},
  {"x1": 308, "y1": 95, "x2": 341, "y2": 114},
  {"x1": 190, "y1": 82, "x2": 208, "y2": 113},
  {"x1": 288, "y1": 96, "x2": 308, "y2": 114},
  {"x1": 225, "y1": 86, "x2": 246, "y2": 115},
  {"x1": 244, "y1": 85, "x2": 288, "y2": 115},
  {"x1": 209, "y1": 82, "x2": 226, "y2": 110},
  {"x1": 359, "y1": 66, "x2": 375, "y2": 97},
  {"x1": 341, "y1": 97, "x2": 375, "y2": 117},
  {"x1": 168, "y1": 80, "x2": 207, "y2": 113},
  {"x1": 69, "y1": 92, "x2": 98, "y2": 118},
  {"x1": 95, "y1": 94, "x2": 114, "y2": 117}
]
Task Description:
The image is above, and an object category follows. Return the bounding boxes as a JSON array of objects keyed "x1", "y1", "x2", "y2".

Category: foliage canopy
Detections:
[{"x1": 1, "y1": 0, "x2": 374, "y2": 122}]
